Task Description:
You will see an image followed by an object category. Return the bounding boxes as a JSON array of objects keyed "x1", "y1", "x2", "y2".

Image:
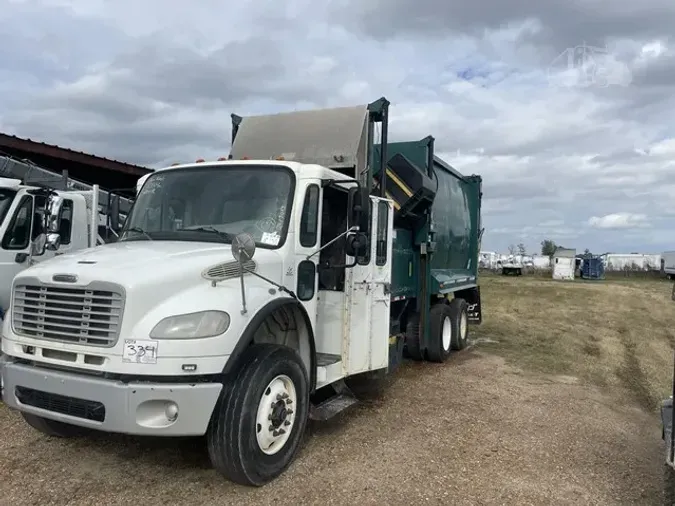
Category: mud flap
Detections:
[{"x1": 456, "y1": 286, "x2": 482, "y2": 324}]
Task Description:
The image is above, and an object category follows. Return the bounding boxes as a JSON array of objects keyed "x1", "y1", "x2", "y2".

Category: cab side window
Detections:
[
  {"x1": 299, "y1": 184, "x2": 319, "y2": 247},
  {"x1": 2, "y1": 196, "x2": 33, "y2": 250},
  {"x1": 32, "y1": 195, "x2": 46, "y2": 241},
  {"x1": 376, "y1": 201, "x2": 389, "y2": 266},
  {"x1": 59, "y1": 200, "x2": 73, "y2": 245},
  {"x1": 357, "y1": 200, "x2": 372, "y2": 266}
]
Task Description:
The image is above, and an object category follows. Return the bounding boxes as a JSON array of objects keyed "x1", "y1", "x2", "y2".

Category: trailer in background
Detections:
[
  {"x1": 552, "y1": 248, "x2": 576, "y2": 280},
  {"x1": 663, "y1": 251, "x2": 675, "y2": 279}
]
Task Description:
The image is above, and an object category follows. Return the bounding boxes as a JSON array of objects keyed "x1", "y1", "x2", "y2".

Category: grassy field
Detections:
[
  {"x1": 0, "y1": 272, "x2": 672, "y2": 505},
  {"x1": 472, "y1": 273, "x2": 675, "y2": 412}
]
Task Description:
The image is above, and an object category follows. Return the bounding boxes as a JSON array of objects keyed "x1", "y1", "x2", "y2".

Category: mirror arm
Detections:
[
  {"x1": 332, "y1": 257, "x2": 358, "y2": 269},
  {"x1": 242, "y1": 267, "x2": 297, "y2": 299},
  {"x1": 306, "y1": 226, "x2": 358, "y2": 261}
]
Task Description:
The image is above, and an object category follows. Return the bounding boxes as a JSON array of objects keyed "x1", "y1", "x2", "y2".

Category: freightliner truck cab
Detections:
[{"x1": 0, "y1": 98, "x2": 483, "y2": 487}]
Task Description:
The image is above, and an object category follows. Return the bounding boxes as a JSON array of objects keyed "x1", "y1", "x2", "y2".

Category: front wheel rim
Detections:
[{"x1": 255, "y1": 374, "x2": 297, "y2": 455}]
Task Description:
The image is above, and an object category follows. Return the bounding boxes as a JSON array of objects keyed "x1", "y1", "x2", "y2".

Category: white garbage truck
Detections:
[{"x1": 0, "y1": 98, "x2": 483, "y2": 486}]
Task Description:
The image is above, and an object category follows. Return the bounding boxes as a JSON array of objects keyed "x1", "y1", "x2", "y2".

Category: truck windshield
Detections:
[
  {"x1": 0, "y1": 189, "x2": 17, "y2": 226},
  {"x1": 120, "y1": 165, "x2": 294, "y2": 248}
]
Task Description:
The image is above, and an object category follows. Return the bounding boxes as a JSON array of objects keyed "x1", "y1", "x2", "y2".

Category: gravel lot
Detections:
[
  {"x1": 0, "y1": 276, "x2": 670, "y2": 505},
  {"x1": 0, "y1": 351, "x2": 663, "y2": 505}
]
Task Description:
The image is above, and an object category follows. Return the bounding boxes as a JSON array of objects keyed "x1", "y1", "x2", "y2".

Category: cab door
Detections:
[
  {"x1": 0, "y1": 194, "x2": 37, "y2": 311},
  {"x1": 368, "y1": 197, "x2": 394, "y2": 370},
  {"x1": 344, "y1": 196, "x2": 393, "y2": 375}
]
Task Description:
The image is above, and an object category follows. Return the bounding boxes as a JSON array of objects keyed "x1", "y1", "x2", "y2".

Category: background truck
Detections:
[
  {"x1": 662, "y1": 251, "x2": 675, "y2": 279},
  {"x1": 0, "y1": 97, "x2": 482, "y2": 487},
  {"x1": 500, "y1": 256, "x2": 523, "y2": 276},
  {"x1": 0, "y1": 155, "x2": 130, "y2": 316}
]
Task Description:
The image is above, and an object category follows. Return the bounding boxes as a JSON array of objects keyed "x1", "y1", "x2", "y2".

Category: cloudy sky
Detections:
[{"x1": 1, "y1": 0, "x2": 674, "y2": 254}]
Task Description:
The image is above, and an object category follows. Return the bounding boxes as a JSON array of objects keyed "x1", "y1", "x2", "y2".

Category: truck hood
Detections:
[{"x1": 17, "y1": 241, "x2": 285, "y2": 289}]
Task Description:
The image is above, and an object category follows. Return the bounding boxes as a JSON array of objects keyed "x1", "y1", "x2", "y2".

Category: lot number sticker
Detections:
[{"x1": 123, "y1": 339, "x2": 158, "y2": 364}]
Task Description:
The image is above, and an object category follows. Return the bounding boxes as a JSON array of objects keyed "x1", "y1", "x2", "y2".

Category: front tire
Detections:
[
  {"x1": 21, "y1": 413, "x2": 88, "y2": 438},
  {"x1": 207, "y1": 344, "x2": 310, "y2": 486}
]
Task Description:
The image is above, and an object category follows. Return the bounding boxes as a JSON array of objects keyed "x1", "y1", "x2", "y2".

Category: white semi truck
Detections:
[
  {"x1": 0, "y1": 156, "x2": 132, "y2": 316},
  {"x1": 0, "y1": 98, "x2": 483, "y2": 486}
]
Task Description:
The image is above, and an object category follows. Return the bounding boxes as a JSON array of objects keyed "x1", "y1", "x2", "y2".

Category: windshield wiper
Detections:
[
  {"x1": 124, "y1": 227, "x2": 153, "y2": 241},
  {"x1": 182, "y1": 226, "x2": 233, "y2": 243}
]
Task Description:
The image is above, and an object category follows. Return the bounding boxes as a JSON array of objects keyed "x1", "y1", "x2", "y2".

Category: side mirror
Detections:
[
  {"x1": 45, "y1": 232, "x2": 61, "y2": 252},
  {"x1": 345, "y1": 232, "x2": 368, "y2": 258},
  {"x1": 348, "y1": 186, "x2": 370, "y2": 233},
  {"x1": 31, "y1": 233, "x2": 47, "y2": 257},
  {"x1": 232, "y1": 233, "x2": 256, "y2": 263},
  {"x1": 110, "y1": 194, "x2": 121, "y2": 231},
  {"x1": 46, "y1": 195, "x2": 64, "y2": 233}
]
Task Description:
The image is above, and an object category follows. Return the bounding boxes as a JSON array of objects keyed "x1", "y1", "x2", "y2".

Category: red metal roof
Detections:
[{"x1": 0, "y1": 132, "x2": 150, "y2": 177}]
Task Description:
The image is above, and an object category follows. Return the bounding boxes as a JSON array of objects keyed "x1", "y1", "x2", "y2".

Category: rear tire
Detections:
[
  {"x1": 449, "y1": 298, "x2": 469, "y2": 350},
  {"x1": 21, "y1": 413, "x2": 88, "y2": 438},
  {"x1": 404, "y1": 313, "x2": 424, "y2": 361},
  {"x1": 427, "y1": 303, "x2": 453, "y2": 363},
  {"x1": 207, "y1": 344, "x2": 309, "y2": 486}
]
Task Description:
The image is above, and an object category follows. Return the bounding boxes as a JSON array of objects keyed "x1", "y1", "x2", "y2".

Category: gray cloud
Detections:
[
  {"x1": 1, "y1": 0, "x2": 675, "y2": 253},
  {"x1": 333, "y1": 0, "x2": 675, "y2": 52}
]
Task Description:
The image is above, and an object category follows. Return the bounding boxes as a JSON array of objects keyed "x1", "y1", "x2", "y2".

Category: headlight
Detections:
[{"x1": 149, "y1": 311, "x2": 230, "y2": 339}]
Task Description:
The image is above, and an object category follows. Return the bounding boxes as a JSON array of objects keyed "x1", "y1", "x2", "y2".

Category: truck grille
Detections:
[{"x1": 12, "y1": 283, "x2": 124, "y2": 347}]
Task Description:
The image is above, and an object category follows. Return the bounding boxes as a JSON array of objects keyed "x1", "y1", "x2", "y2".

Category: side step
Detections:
[{"x1": 309, "y1": 379, "x2": 359, "y2": 421}]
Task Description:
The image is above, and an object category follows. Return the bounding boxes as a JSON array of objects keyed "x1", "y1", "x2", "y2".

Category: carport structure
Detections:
[{"x1": 0, "y1": 133, "x2": 151, "y2": 196}]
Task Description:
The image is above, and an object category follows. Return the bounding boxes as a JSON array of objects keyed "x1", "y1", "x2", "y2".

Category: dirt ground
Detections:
[{"x1": 0, "y1": 275, "x2": 672, "y2": 505}]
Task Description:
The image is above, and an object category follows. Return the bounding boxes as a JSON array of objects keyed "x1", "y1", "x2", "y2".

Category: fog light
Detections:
[{"x1": 165, "y1": 402, "x2": 179, "y2": 422}]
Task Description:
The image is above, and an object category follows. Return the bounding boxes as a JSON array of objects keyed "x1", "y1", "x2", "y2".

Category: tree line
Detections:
[{"x1": 504, "y1": 240, "x2": 592, "y2": 258}]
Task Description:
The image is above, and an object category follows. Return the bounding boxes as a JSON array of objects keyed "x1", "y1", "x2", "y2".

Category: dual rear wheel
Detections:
[{"x1": 405, "y1": 297, "x2": 470, "y2": 362}]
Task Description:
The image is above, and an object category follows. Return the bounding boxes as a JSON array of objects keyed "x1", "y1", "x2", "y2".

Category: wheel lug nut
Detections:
[
  {"x1": 269, "y1": 425, "x2": 275, "y2": 431},
  {"x1": 284, "y1": 420, "x2": 291, "y2": 426}
]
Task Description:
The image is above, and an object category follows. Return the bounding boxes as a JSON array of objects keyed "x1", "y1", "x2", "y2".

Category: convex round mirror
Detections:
[{"x1": 232, "y1": 233, "x2": 256, "y2": 263}]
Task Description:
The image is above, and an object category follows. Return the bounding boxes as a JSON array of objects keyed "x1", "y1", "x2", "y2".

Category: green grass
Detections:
[{"x1": 472, "y1": 275, "x2": 675, "y2": 411}]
